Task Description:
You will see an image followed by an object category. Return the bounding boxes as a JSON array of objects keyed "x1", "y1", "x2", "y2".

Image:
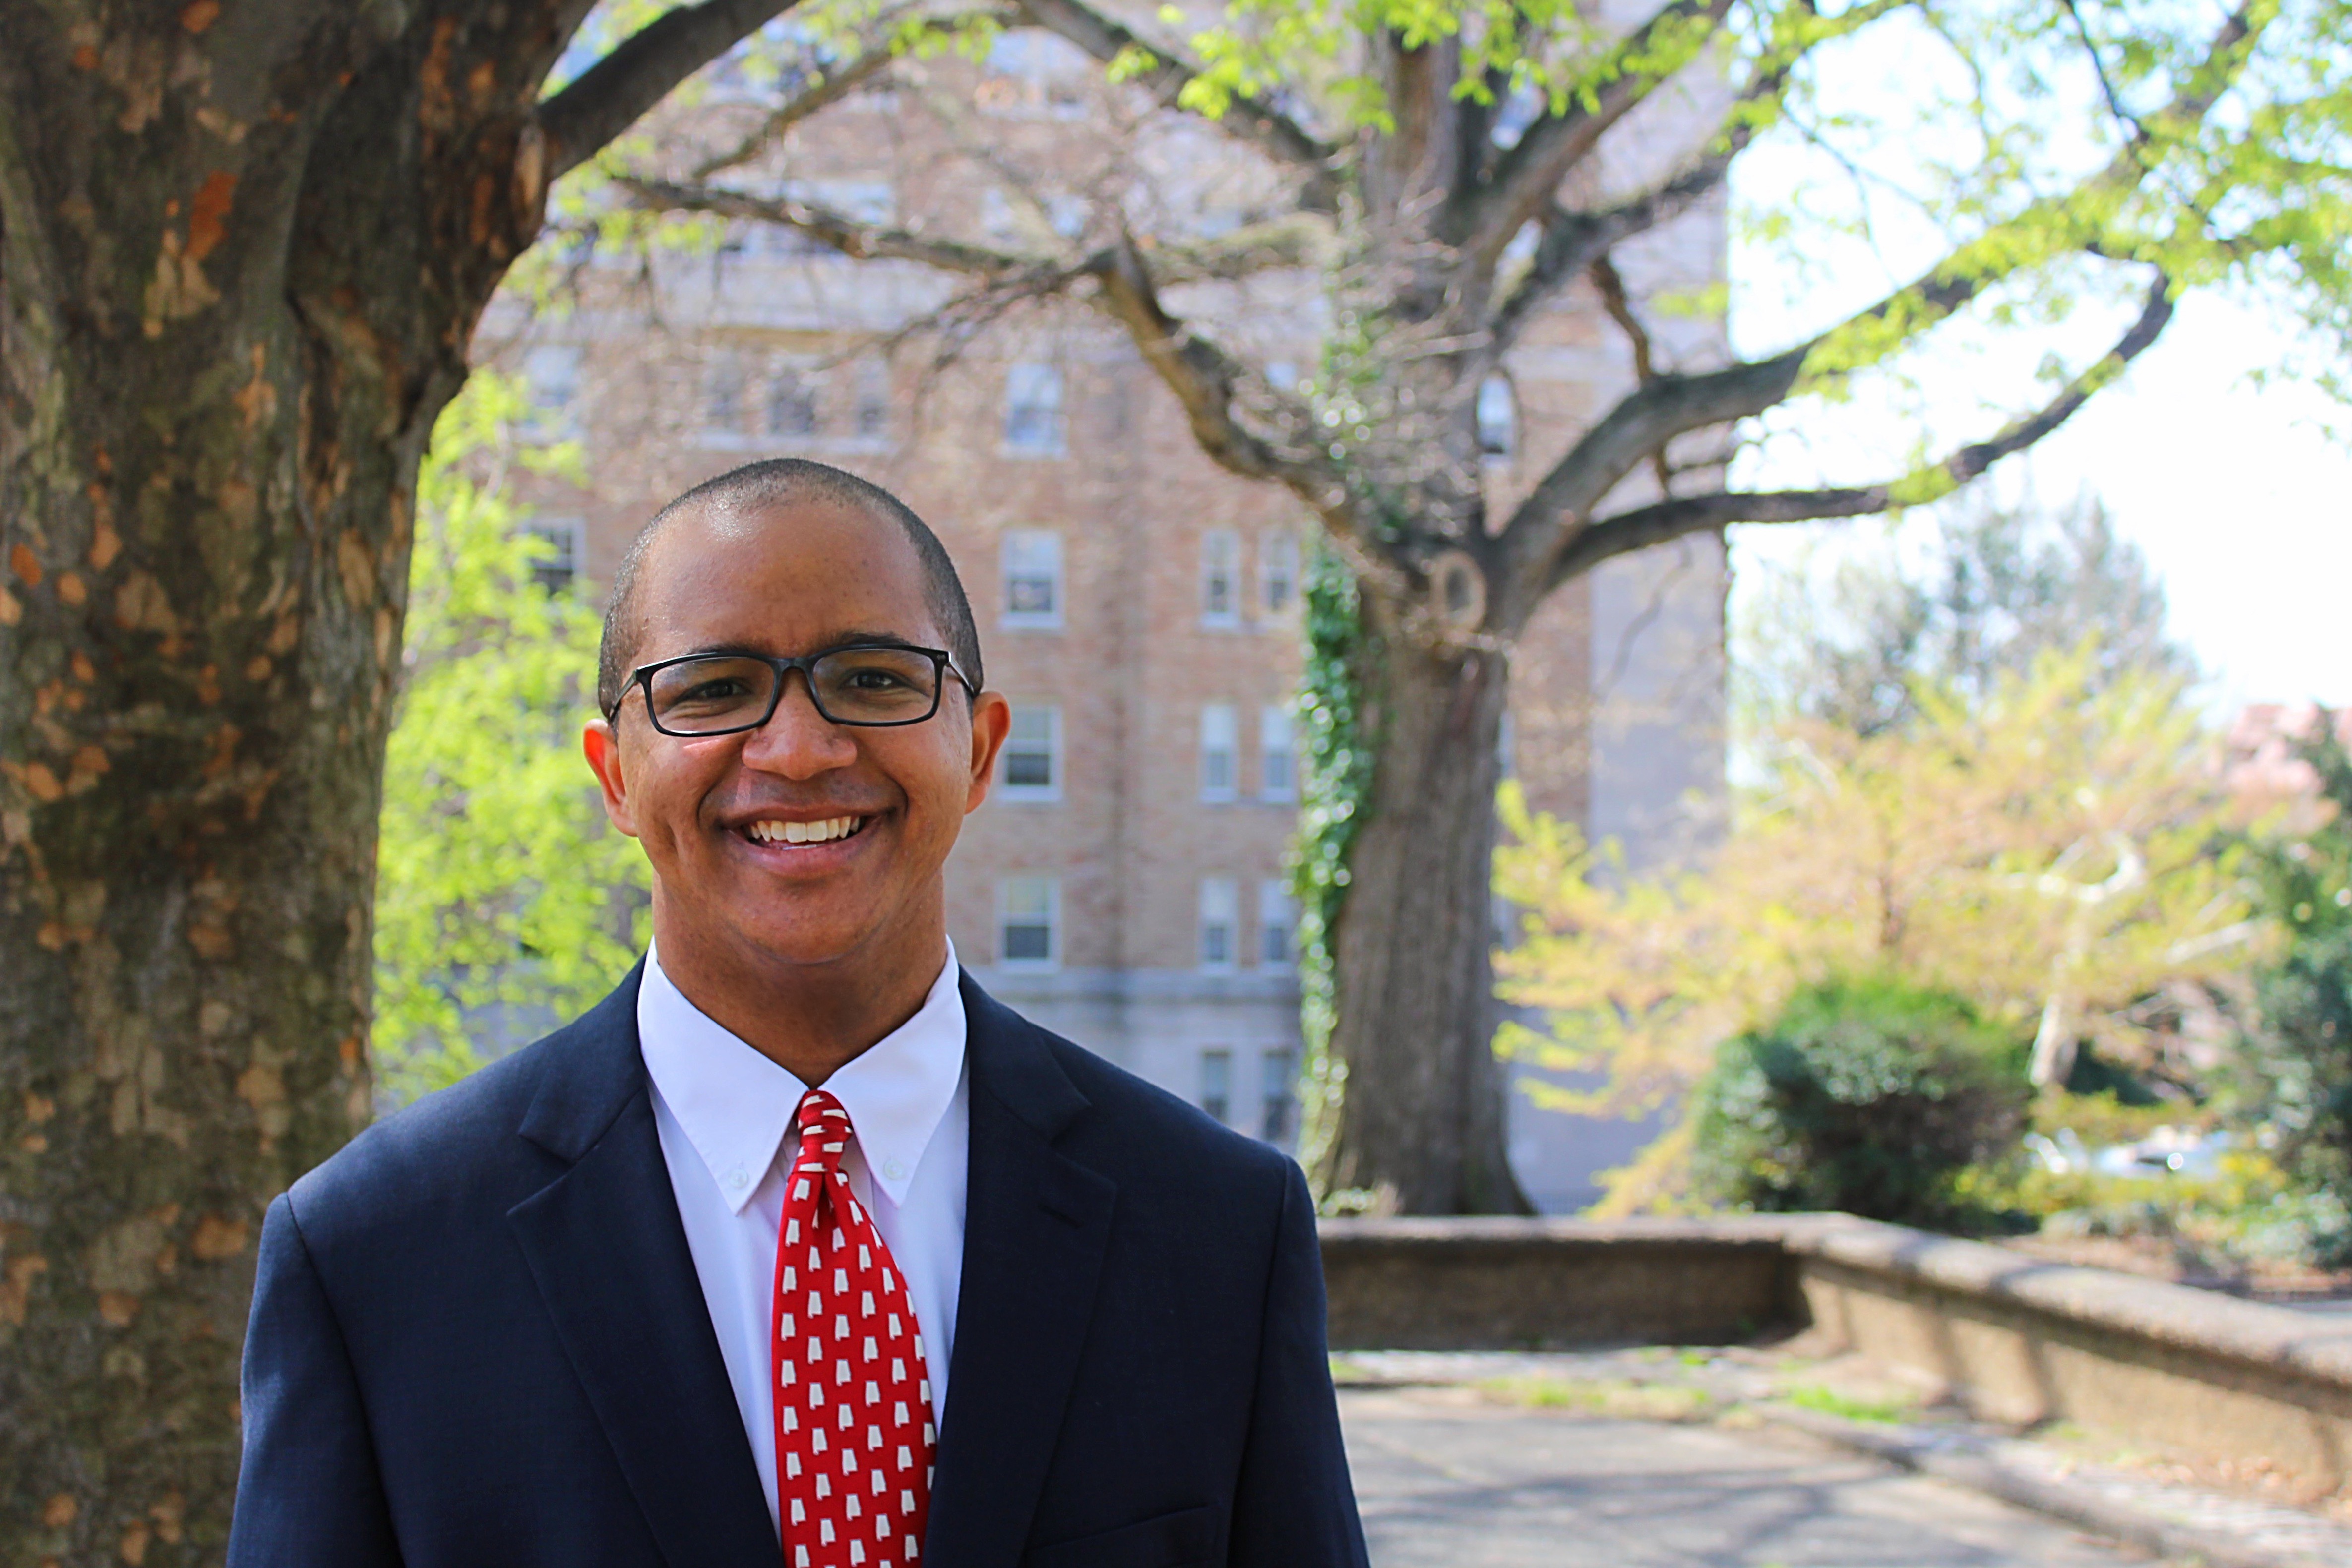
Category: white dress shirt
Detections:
[{"x1": 638, "y1": 941, "x2": 970, "y2": 1533}]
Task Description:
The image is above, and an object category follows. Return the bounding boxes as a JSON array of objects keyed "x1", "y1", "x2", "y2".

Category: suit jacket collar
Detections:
[
  {"x1": 506, "y1": 965, "x2": 1120, "y2": 1568},
  {"x1": 507, "y1": 963, "x2": 780, "y2": 1565},
  {"x1": 928, "y1": 975, "x2": 1118, "y2": 1567}
]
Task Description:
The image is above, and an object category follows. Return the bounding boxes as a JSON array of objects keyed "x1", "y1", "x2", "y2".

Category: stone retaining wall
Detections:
[{"x1": 1319, "y1": 1214, "x2": 2352, "y2": 1497}]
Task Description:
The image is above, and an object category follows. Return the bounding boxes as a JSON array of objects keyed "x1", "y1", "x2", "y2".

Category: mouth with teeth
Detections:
[{"x1": 742, "y1": 815, "x2": 870, "y2": 847}]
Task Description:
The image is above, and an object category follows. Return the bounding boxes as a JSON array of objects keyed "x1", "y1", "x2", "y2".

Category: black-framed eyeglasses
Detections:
[{"x1": 609, "y1": 644, "x2": 975, "y2": 736}]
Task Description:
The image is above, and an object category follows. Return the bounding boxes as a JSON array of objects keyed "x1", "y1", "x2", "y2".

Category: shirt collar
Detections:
[{"x1": 637, "y1": 939, "x2": 966, "y2": 1216}]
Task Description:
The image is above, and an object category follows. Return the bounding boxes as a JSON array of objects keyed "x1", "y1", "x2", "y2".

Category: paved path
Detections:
[{"x1": 1342, "y1": 1387, "x2": 2156, "y2": 1567}]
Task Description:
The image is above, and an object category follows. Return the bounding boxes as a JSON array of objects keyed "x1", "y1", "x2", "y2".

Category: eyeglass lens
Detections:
[{"x1": 645, "y1": 650, "x2": 941, "y2": 733}]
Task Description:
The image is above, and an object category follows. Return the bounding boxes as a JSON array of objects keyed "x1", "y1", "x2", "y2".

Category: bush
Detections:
[{"x1": 1692, "y1": 974, "x2": 2030, "y2": 1226}]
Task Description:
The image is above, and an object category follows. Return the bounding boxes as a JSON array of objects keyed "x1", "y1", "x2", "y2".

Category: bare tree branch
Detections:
[
  {"x1": 1011, "y1": 0, "x2": 1342, "y2": 212},
  {"x1": 1588, "y1": 254, "x2": 1673, "y2": 494},
  {"x1": 691, "y1": 9, "x2": 1015, "y2": 180},
  {"x1": 1498, "y1": 0, "x2": 2257, "y2": 586},
  {"x1": 1539, "y1": 273, "x2": 2176, "y2": 592},
  {"x1": 1483, "y1": 157, "x2": 1729, "y2": 363},
  {"x1": 540, "y1": 0, "x2": 803, "y2": 181},
  {"x1": 1448, "y1": 0, "x2": 1733, "y2": 267},
  {"x1": 1481, "y1": 0, "x2": 1912, "y2": 357},
  {"x1": 626, "y1": 175, "x2": 1330, "y2": 284}
]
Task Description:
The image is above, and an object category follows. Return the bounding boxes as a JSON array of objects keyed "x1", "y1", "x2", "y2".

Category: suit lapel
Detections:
[
  {"x1": 505, "y1": 971, "x2": 778, "y2": 1567},
  {"x1": 927, "y1": 978, "x2": 1116, "y2": 1568}
]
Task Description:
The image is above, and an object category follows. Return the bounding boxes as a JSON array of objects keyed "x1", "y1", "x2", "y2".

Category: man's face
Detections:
[{"x1": 582, "y1": 499, "x2": 1008, "y2": 976}]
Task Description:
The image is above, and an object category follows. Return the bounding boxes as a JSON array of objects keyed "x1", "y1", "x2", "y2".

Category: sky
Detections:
[
  {"x1": 1727, "y1": 291, "x2": 2352, "y2": 713},
  {"x1": 1715, "y1": 10, "x2": 2351, "y2": 717}
]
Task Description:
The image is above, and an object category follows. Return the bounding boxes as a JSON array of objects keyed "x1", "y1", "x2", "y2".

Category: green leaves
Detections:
[{"x1": 371, "y1": 373, "x2": 649, "y2": 1105}]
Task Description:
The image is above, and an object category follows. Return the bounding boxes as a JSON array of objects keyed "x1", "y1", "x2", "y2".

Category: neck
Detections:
[{"x1": 649, "y1": 904, "x2": 949, "y2": 1085}]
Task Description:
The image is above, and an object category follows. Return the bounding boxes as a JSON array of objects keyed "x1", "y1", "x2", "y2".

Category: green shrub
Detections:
[{"x1": 1692, "y1": 974, "x2": 2030, "y2": 1226}]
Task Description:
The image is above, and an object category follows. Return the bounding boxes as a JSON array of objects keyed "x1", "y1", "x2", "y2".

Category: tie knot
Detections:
[{"x1": 791, "y1": 1088, "x2": 853, "y2": 1176}]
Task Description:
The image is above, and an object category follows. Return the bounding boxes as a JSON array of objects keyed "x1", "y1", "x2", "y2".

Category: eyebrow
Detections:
[{"x1": 668, "y1": 630, "x2": 932, "y2": 662}]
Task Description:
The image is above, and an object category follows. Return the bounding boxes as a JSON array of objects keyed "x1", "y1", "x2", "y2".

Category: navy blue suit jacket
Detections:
[{"x1": 226, "y1": 969, "x2": 1368, "y2": 1568}]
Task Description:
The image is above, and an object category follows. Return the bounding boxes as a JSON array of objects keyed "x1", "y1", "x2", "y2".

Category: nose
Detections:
[{"x1": 737, "y1": 669, "x2": 859, "y2": 778}]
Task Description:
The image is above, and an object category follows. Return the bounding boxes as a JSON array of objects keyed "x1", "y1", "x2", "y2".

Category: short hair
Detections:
[{"x1": 596, "y1": 459, "x2": 983, "y2": 717}]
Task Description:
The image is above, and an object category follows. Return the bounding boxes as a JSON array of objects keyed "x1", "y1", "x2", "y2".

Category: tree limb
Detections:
[
  {"x1": 539, "y1": 0, "x2": 803, "y2": 181},
  {"x1": 1087, "y1": 230, "x2": 1351, "y2": 512},
  {"x1": 1010, "y1": 0, "x2": 1342, "y2": 212},
  {"x1": 1540, "y1": 273, "x2": 2176, "y2": 592},
  {"x1": 691, "y1": 9, "x2": 1014, "y2": 180},
  {"x1": 1448, "y1": 0, "x2": 1733, "y2": 266},
  {"x1": 1481, "y1": 0, "x2": 1913, "y2": 356},
  {"x1": 1499, "y1": 0, "x2": 2257, "y2": 583}
]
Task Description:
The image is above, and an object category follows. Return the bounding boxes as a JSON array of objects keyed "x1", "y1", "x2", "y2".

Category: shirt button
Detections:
[
  {"x1": 726, "y1": 1168, "x2": 749, "y2": 1191},
  {"x1": 881, "y1": 1158, "x2": 908, "y2": 1182}
]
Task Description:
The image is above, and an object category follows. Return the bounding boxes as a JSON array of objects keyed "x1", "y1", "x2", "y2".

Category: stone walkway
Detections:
[{"x1": 1342, "y1": 1386, "x2": 2156, "y2": 1566}]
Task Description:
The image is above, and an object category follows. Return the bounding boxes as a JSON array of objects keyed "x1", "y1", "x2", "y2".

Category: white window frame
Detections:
[
  {"x1": 766, "y1": 359, "x2": 822, "y2": 440},
  {"x1": 1257, "y1": 880, "x2": 1296, "y2": 971},
  {"x1": 999, "y1": 703, "x2": 1062, "y2": 802},
  {"x1": 1199, "y1": 1047, "x2": 1234, "y2": 1125},
  {"x1": 1200, "y1": 529, "x2": 1241, "y2": 628},
  {"x1": 521, "y1": 345, "x2": 582, "y2": 436},
  {"x1": 1003, "y1": 362, "x2": 1067, "y2": 457},
  {"x1": 1258, "y1": 1047, "x2": 1299, "y2": 1143},
  {"x1": 1258, "y1": 706, "x2": 1296, "y2": 803},
  {"x1": 996, "y1": 875, "x2": 1060, "y2": 971},
  {"x1": 1260, "y1": 530, "x2": 1300, "y2": 617},
  {"x1": 1199, "y1": 878, "x2": 1238, "y2": 973},
  {"x1": 525, "y1": 517, "x2": 585, "y2": 594},
  {"x1": 1199, "y1": 705, "x2": 1238, "y2": 803},
  {"x1": 701, "y1": 356, "x2": 748, "y2": 444},
  {"x1": 1000, "y1": 530, "x2": 1064, "y2": 630}
]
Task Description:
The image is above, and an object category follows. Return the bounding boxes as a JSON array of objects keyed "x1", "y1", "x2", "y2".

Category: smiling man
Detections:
[{"x1": 227, "y1": 460, "x2": 1369, "y2": 1568}]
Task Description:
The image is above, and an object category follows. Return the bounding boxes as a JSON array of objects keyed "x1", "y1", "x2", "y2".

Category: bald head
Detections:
[{"x1": 597, "y1": 460, "x2": 981, "y2": 716}]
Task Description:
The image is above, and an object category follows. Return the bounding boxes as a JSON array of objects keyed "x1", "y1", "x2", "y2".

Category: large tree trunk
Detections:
[
  {"x1": 1316, "y1": 602, "x2": 1533, "y2": 1215},
  {"x1": 0, "y1": 9, "x2": 554, "y2": 1558}
]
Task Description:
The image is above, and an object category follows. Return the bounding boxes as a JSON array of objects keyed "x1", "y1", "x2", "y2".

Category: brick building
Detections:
[{"x1": 484, "y1": 27, "x2": 1728, "y2": 1210}]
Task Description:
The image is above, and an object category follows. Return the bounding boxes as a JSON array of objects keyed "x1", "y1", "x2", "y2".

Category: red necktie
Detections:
[{"x1": 772, "y1": 1089, "x2": 935, "y2": 1568}]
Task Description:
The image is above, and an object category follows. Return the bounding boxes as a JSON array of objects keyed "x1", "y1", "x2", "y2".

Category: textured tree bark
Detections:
[
  {"x1": 1317, "y1": 601, "x2": 1533, "y2": 1215},
  {"x1": 0, "y1": 7, "x2": 568, "y2": 1560}
]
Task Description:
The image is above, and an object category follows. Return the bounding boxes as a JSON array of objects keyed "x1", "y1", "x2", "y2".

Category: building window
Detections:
[
  {"x1": 1258, "y1": 706, "x2": 1295, "y2": 803},
  {"x1": 1199, "y1": 705, "x2": 1237, "y2": 802},
  {"x1": 852, "y1": 358, "x2": 890, "y2": 440},
  {"x1": 1000, "y1": 530, "x2": 1063, "y2": 628},
  {"x1": 997, "y1": 876, "x2": 1059, "y2": 968},
  {"x1": 1258, "y1": 881, "x2": 1295, "y2": 968},
  {"x1": 1004, "y1": 362, "x2": 1066, "y2": 455},
  {"x1": 1259, "y1": 1048, "x2": 1298, "y2": 1143},
  {"x1": 1000, "y1": 704, "x2": 1060, "y2": 800},
  {"x1": 1200, "y1": 1048, "x2": 1233, "y2": 1124},
  {"x1": 525, "y1": 518, "x2": 584, "y2": 594},
  {"x1": 1200, "y1": 530, "x2": 1240, "y2": 627},
  {"x1": 1476, "y1": 375, "x2": 1516, "y2": 459},
  {"x1": 1261, "y1": 531, "x2": 1299, "y2": 615},
  {"x1": 767, "y1": 366, "x2": 819, "y2": 439},
  {"x1": 705, "y1": 358, "x2": 744, "y2": 433},
  {"x1": 522, "y1": 345, "x2": 582, "y2": 435},
  {"x1": 1199, "y1": 878, "x2": 1238, "y2": 971}
]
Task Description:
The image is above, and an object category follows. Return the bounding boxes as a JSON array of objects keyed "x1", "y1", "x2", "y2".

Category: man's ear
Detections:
[
  {"x1": 963, "y1": 690, "x2": 1013, "y2": 815},
  {"x1": 582, "y1": 717, "x2": 642, "y2": 839}
]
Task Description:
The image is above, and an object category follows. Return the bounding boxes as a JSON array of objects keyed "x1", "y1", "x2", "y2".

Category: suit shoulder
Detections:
[{"x1": 285, "y1": 1025, "x2": 582, "y2": 1241}]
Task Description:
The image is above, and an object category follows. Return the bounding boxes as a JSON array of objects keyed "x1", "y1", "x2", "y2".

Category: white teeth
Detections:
[{"x1": 748, "y1": 816, "x2": 861, "y2": 845}]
